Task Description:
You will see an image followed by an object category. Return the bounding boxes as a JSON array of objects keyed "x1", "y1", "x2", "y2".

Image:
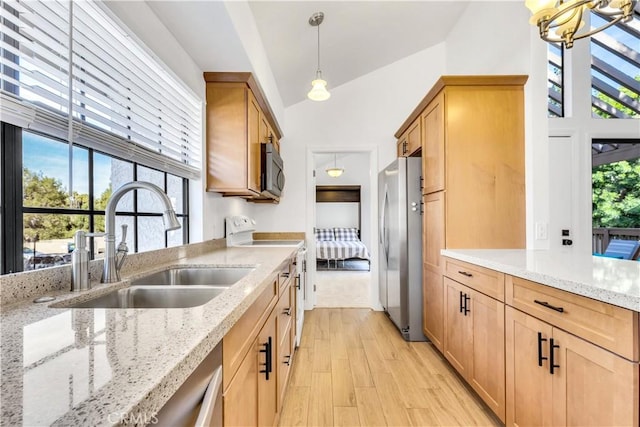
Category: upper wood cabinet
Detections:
[
  {"x1": 421, "y1": 92, "x2": 444, "y2": 194},
  {"x1": 396, "y1": 75, "x2": 528, "y2": 249},
  {"x1": 397, "y1": 118, "x2": 421, "y2": 157},
  {"x1": 204, "y1": 72, "x2": 283, "y2": 200}
]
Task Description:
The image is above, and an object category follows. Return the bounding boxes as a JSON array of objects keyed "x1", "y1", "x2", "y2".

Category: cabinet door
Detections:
[
  {"x1": 258, "y1": 309, "x2": 278, "y2": 427},
  {"x1": 443, "y1": 277, "x2": 471, "y2": 376},
  {"x1": 406, "y1": 118, "x2": 421, "y2": 154},
  {"x1": 422, "y1": 192, "x2": 445, "y2": 351},
  {"x1": 505, "y1": 307, "x2": 553, "y2": 427},
  {"x1": 397, "y1": 136, "x2": 408, "y2": 157},
  {"x1": 247, "y1": 91, "x2": 262, "y2": 194},
  {"x1": 224, "y1": 337, "x2": 258, "y2": 427},
  {"x1": 467, "y1": 289, "x2": 506, "y2": 421},
  {"x1": 551, "y1": 328, "x2": 639, "y2": 427},
  {"x1": 421, "y1": 92, "x2": 445, "y2": 194}
]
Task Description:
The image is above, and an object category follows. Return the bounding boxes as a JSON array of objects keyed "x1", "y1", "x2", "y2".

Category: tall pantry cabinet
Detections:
[{"x1": 395, "y1": 75, "x2": 527, "y2": 421}]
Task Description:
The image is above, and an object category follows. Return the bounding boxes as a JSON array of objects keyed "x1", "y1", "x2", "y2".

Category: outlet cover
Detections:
[{"x1": 535, "y1": 222, "x2": 548, "y2": 240}]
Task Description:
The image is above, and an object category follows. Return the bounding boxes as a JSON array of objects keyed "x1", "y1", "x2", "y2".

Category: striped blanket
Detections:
[{"x1": 316, "y1": 240, "x2": 370, "y2": 261}]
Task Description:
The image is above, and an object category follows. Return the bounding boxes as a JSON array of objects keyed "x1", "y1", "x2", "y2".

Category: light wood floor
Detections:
[{"x1": 279, "y1": 308, "x2": 500, "y2": 427}]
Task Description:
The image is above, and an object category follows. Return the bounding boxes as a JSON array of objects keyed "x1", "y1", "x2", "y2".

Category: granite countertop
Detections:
[
  {"x1": 441, "y1": 249, "x2": 640, "y2": 312},
  {"x1": 0, "y1": 244, "x2": 301, "y2": 426}
]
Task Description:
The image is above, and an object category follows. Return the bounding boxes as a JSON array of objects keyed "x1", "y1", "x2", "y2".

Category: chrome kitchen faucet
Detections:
[{"x1": 101, "y1": 181, "x2": 181, "y2": 283}]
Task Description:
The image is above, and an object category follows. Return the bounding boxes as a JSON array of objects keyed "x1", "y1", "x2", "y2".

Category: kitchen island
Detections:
[
  {"x1": 440, "y1": 249, "x2": 639, "y2": 426},
  {"x1": 0, "y1": 242, "x2": 301, "y2": 426}
]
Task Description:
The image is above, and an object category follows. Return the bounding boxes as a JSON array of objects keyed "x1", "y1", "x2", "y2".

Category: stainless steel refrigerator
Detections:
[{"x1": 378, "y1": 157, "x2": 426, "y2": 341}]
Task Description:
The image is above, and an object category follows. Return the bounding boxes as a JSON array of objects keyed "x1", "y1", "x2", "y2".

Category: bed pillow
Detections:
[
  {"x1": 334, "y1": 227, "x2": 359, "y2": 241},
  {"x1": 315, "y1": 228, "x2": 335, "y2": 241}
]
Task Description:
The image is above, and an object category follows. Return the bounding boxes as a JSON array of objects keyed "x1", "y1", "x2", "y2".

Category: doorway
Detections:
[{"x1": 305, "y1": 147, "x2": 380, "y2": 310}]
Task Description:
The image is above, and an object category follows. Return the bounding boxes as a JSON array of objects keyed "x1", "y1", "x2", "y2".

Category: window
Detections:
[
  {"x1": 0, "y1": 0, "x2": 197, "y2": 274},
  {"x1": 548, "y1": 42, "x2": 564, "y2": 117},
  {"x1": 18, "y1": 130, "x2": 188, "y2": 273},
  {"x1": 590, "y1": 10, "x2": 640, "y2": 119}
]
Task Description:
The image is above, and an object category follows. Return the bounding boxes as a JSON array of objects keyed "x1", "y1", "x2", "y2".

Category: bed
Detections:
[{"x1": 315, "y1": 227, "x2": 370, "y2": 268}]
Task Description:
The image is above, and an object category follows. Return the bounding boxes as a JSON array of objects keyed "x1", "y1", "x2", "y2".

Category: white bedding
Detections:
[{"x1": 316, "y1": 240, "x2": 370, "y2": 261}]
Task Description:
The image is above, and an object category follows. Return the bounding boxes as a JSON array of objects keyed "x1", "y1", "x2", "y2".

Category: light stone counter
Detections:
[
  {"x1": 0, "y1": 244, "x2": 301, "y2": 426},
  {"x1": 441, "y1": 249, "x2": 640, "y2": 312}
]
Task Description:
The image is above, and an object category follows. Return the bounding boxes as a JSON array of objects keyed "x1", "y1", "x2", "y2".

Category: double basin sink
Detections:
[{"x1": 67, "y1": 267, "x2": 254, "y2": 309}]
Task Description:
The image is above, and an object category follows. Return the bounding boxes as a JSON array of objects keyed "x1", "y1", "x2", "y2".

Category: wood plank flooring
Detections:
[{"x1": 279, "y1": 308, "x2": 500, "y2": 427}]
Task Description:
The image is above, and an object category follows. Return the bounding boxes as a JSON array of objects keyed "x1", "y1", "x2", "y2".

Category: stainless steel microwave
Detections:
[{"x1": 260, "y1": 142, "x2": 284, "y2": 198}]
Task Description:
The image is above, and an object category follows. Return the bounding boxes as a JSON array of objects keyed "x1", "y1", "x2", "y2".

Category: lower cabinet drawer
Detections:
[
  {"x1": 506, "y1": 275, "x2": 638, "y2": 361},
  {"x1": 444, "y1": 257, "x2": 505, "y2": 301}
]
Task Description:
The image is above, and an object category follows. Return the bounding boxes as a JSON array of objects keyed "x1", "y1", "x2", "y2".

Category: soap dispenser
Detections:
[{"x1": 71, "y1": 230, "x2": 103, "y2": 292}]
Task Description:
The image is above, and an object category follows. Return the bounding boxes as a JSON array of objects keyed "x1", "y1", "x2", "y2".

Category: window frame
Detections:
[{"x1": 1, "y1": 122, "x2": 190, "y2": 274}]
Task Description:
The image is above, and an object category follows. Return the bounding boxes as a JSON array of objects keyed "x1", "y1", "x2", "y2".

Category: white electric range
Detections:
[{"x1": 225, "y1": 215, "x2": 306, "y2": 346}]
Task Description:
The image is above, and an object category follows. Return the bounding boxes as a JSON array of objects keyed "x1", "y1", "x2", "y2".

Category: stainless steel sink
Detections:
[
  {"x1": 130, "y1": 266, "x2": 255, "y2": 287},
  {"x1": 65, "y1": 266, "x2": 255, "y2": 309},
  {"x1": 67, "y1": 285, "x2": 227, "y2": 309}
]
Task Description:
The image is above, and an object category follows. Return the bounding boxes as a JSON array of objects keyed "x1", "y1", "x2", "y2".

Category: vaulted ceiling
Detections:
[{"x1": 146, "y1": 1, "x2": 470, "y2": 107}]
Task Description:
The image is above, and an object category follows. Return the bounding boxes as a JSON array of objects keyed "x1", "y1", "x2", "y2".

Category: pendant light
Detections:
[
  {"x1": 326, "y1": 154, "x2": 344, "y2": 178},
  {"x1": 307, "y1": 12, "x2": 330, "y2": 101}
]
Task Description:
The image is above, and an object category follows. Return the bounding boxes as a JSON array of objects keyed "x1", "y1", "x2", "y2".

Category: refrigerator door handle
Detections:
[{"x1": 380, "y1": 187, "x2": 390, "y2": 262}]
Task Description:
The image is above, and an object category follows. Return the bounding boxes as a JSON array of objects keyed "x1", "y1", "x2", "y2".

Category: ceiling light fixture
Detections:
[
  {"x1": 326, "y1": 154, "x2": 343, "y2": 178},
  {"x1": 525, "y1": 0, "x2": 636, "y2": 49},
  {"x1": 307, "y1": 12, "x2": 330, "y2": 101}
]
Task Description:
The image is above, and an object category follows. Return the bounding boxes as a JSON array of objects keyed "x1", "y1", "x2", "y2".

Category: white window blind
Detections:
[{"x1": 0, "y1": 0, "x2": 202, "y2": 179}]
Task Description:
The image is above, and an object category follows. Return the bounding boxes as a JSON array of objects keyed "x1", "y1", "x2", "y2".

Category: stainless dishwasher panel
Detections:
[{"x1": 155, "y1": 342, "x2": 223, "y2": 427}]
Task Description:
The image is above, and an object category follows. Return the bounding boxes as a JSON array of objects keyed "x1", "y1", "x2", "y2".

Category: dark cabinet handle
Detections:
[
  {"x1": 549, "y1": 338, "x2": 560, "y2": 374},
  {"x1": 295, "y1": 274, "x2": 301, "y2": 290},
  {"x1": 537, "y1": 332, "x2": 548, "y2": 367},
  {"x1": 259, "y1": 337, "x2": 273, "y2": 380},
  {"x1": 463, "y1": 294, "x2": 470, "y2": 316},
  {"x1": 281, "y1": 272, "x2": 290, "y2": 278},
  {"x1": 402, "y1": 141, "x2": 408, "y2": 154},
  {"x1": 534, "y1": 300, "x2": 564, "y2": 313},
  {"x1": 284, "y1": 355, "x2": 291, "y2": 366},
  {"x1": 458, "y1": 271, "x2": 473, "y2": 277},
  {"x1": 459, "y1": 291, "x2": 464, "y2": 313},
  {"x1": 283, "y1": 307, "x2": 292, "y2": 316}
]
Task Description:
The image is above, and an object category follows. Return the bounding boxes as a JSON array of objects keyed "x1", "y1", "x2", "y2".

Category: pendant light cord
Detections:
[{"x1": 316, "y1": 22, "x2": 321, "y2": 77}]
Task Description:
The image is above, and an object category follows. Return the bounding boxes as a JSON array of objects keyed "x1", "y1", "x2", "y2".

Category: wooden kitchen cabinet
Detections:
[
  {"x1": 204, "y1": 72, "x2": 283, "y2": 200},
  {"x1": 421, "y1": 92, "x2": 444, "y2": 194},
  {"x1": 506, "y1": 306, "x2": 639, "y2": 427},
  {"x1": 397, "y1": 118, "x2": 421, "y2": 157},
  {"x1": 224, "y1": 335, "x2": 259, "y2": 427},
  {"x1": 395, "y1": 77, "x2": 527, "y2": 406},
  {"x1": 443, "y1": 276, "x2": 506, "y2": 421},
  {"x1": 223, "y1": 255, "x2": 298, "y2": 427},
  {"x1": 258, "y1": 309, "x2": 278, "y2": 427},
  {"x1": 422, "y1": 192, "x2": 445, "y2": 351}
]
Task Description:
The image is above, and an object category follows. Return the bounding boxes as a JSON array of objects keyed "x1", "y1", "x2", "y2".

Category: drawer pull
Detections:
[
  {"x1": 534, "y1": 300, "x2": 564, "y2": 313},
  {"x1": 458, "y1": 270, "x2": 473, "y2": 277},
  {"x1": 284, "y1": 355, "x2": 291, "y2": 366},
  {"x1": 537, "y1": 332, "x2": 548, "y2": 367},
  {"x1": 549, "y1": 338, "x2": 560, "y2": 374},
  {"x1": 283, "y1": 307, "x2": 292, "y2": 316},
  {"x1": 281, "y1": 272, "x2": 290, "y2": 278}
]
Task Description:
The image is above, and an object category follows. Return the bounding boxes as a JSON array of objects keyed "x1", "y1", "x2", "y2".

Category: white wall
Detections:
[
  {"x1": 315, "y1": 152, "x2": 372, "y2": 250},
  {"x1": 316, "y1": 204, "x2": 360, "y2": 229}
]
